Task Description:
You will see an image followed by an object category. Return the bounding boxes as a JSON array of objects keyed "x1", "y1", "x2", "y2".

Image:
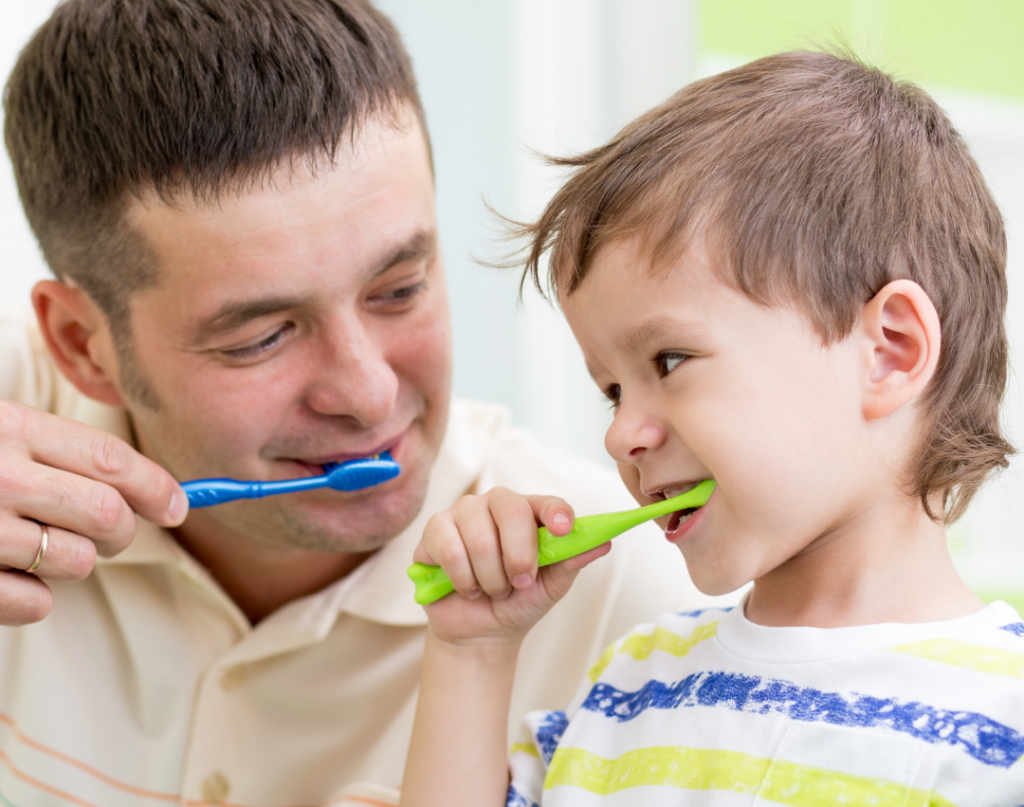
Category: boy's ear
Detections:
[
  {"x1": 859, "y1": 279, "x2": 941, "y2": 420},
  {"x1": 31, "y1": 279, "x2": 127, "y2": 407}
]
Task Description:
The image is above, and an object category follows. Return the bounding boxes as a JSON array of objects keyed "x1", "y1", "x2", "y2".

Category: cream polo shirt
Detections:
[{"x1": 0, "y1": 308, "x2": 720, "y2": 807}]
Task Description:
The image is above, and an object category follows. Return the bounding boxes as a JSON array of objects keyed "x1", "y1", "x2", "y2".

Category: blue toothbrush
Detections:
[{"x1": 181, "y1": 452, "x2": 400, "y2": 508}]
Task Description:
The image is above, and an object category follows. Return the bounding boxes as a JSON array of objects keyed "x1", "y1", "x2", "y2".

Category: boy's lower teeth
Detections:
[{"x1": 667, "y1": 507, "x2": 697, "y2": 532}]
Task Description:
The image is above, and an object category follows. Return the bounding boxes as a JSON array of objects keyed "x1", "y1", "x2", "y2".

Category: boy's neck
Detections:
[{"x1": 744, "y1": 498, "x2": 984, "y2": 629}]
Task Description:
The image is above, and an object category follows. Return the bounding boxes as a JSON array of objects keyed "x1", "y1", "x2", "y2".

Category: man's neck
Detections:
[{"x1": 171, "y1": 518, "x2": 374, "y2": 624}]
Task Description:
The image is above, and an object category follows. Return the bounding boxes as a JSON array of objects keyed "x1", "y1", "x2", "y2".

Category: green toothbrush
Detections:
[{"x1": 407, "y1": 480, "x2": 715, "y2": 605}]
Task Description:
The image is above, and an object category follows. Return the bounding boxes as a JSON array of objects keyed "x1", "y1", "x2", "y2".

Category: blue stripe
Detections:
[
  {"x1": 677, "y1": 607, "x2": 733, "y2": 618},
  {"x1": 506, "y1": 783, "x2": 539, "y2": 807},
  {"x1": 533, "y1": 711, "x2": 568, "y2": 765},
  {"x1": 1000, "y1": 622, "x2": 1024, "y2": 637},
  {"x1": 581, "y1": 670, "x2": 1024, "y2": 768}
]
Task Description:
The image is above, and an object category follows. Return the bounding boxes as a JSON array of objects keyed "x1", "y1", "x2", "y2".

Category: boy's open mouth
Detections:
[
  {"x1": 651, "y1": 483, "x2": 705, "y2": 533},
  {"x1": 666, "y1": 507, "x2": 699, "y2": 532}
]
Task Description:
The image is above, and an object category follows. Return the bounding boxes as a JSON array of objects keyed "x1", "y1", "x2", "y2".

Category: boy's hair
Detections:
[
  {"x1": 521, "y1": 50, "x2": 1011, "y2": 521},
  {"x1": 4, "y1": 0, "x2": 425, "y2": 344}
]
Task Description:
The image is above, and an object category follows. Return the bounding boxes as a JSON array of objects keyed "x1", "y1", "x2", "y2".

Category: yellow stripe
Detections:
[
  {"x1": 588, "y1": 622, "x2": 719, "y2": 682},
  {"x1": 510, "y1": 742, "x2": 541, "y2": 760},
  {"x1": 544, "y1": 746, "x2": 956, "y2": 806},
  {"x1": 889, "y1": 638, "x2": 1024, "y2": 679},
  {"x1": 587, "y1": 641, "x2": 619, "y2": 683}
]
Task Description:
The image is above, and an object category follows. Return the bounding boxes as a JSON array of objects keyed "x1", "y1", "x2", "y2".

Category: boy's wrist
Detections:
[{"x1": 425, "y1": 625, "x2": 524, "y2": 667}]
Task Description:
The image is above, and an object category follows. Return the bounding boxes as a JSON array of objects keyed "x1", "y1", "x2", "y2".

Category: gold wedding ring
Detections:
[{"x1": 26, "y1": 522, "x2": 49, "y2": 574}]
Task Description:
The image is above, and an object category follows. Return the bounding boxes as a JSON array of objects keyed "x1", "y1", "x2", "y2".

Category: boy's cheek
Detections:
[{"x1": 616, "y1": 462, "x2": 650, "y2": 506}]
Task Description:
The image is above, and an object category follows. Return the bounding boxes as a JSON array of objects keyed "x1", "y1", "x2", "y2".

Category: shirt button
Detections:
[
  {"x1": 202, "y1": 772, "x2": 231, "y2": 804},
  {"x1": 219, "y1": 665, "x2": 246, "y2": 691}
]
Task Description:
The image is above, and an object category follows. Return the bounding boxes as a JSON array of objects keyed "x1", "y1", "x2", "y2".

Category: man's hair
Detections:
[
  {"x1": 521, "y1": 50, "x2": 1011, "y2": 522},
  {"x1": 5, "y1": 0, "x2": 425, "y2": 393}
]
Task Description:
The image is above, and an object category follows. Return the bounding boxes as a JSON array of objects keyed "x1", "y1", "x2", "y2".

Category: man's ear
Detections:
[
  {"x1": 859, "y1": 279, "x2": 941, "y2": 420},
  {"x1": 31, "y1": 280, "x2": 127, "y2": 407}
]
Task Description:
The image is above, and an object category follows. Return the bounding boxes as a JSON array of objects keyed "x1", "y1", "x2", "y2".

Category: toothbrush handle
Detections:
[
  {"x1": 407, "y1": 524, "x2": 589, "y2": 606},
  {"x1": 182, "y1": 479, "x2": 267, "y2": 508}
]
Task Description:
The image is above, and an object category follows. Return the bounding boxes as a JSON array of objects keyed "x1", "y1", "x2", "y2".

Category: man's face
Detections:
[
  {"x1": 111, "y1": 112, "x2": 451, "y2": 554},
  {"x1": 562, "y1": 236, "x2": 879, "y2": 596}
]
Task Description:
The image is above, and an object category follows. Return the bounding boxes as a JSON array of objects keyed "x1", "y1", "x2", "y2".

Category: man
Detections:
[{"x1": 0, "y1": 2, "x2": 709, "y2": 805}]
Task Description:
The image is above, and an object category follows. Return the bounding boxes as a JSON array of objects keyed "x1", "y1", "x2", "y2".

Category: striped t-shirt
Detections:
[{"x1": 507, "y1": 601, "x2": 1024, "y2": 806}]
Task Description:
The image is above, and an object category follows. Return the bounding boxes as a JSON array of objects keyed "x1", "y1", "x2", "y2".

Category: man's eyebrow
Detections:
[
  {"x1": 189, "y1": 295, "x2": 313, "y2": 345},
  {"x1": 188, "y1": 231, "x2": 437, "y2": 345},
  {"x1": 366, "y1": 229, "x2": 437, "y2": 281}
]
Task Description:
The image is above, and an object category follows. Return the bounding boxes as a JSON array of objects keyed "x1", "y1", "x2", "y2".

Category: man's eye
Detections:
[
  {"x1": 223, "y1": 323, "x2": 294, "y2": 359},
  {"x1": 376, "y1": 281, "x2": 426, "y2": 304},
  {"x1": 659, "y1": 352, "x2": 688, "y2": 375}
]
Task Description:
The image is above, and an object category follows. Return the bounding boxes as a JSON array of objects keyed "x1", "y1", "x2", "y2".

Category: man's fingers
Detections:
[
  {"x1": 10, "y1": 464, "x2": 139, "y2": 556},
  {"x1": 0, "y1": 518, "x2": 98, "y2": 582},
  {"x1": 10, "y1": 401, "x2": 186, "y2": 526},
  {"x1": 0, "y1": 571, "x2": 53, "y2": 626}
]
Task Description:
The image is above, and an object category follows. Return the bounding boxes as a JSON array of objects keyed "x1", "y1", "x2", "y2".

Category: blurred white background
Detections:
[{"x1": 1, "y1": 1, "x2": 1021, "y2": 603}]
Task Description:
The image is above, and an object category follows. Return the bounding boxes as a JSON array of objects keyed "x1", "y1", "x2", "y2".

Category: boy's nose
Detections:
[
  {"x1": 304, "y1": 316, "x2": 399, "y2": 428},
  {"x1": 604, "y1": 401, "x2": 666, "y2": 465}
]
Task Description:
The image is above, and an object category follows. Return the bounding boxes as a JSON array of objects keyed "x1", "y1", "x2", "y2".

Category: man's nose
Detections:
[
  {"x1": 304, "y1": 315, "x2": 399, "y2": 427},
  {"x1": 604, "y1": 398, "x2": 666, "y2": 466}
]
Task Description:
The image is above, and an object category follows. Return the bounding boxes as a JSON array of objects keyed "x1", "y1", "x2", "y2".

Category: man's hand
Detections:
[
  {"x1": 0, "y1": 400, "x2": 188, "y2": 626},
  {"x1": 413, "y1": 486, "x2": 611, "y2": 649}
]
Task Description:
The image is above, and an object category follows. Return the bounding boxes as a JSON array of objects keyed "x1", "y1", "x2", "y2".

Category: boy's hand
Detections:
[{"x1": 413, "y1": 487, "x2": 611, "y2": 648}]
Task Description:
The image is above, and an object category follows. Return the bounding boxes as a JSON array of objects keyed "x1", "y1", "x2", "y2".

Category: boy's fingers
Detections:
[
  {"x1": 10, "y1": 402, "x2": 187, "y2": 526},
  {"x1": 527, "y1": 495, "x2": 576, "y2": 536},
  {"x1": 488, "y1": 488, "x2": 543, "y2": 587},
  {"x1": 421, "y1": 511, "x2": 481, "y2": 599},
  {"x1": 453, "y1": 496, "x2": 511, "y2": 599}
]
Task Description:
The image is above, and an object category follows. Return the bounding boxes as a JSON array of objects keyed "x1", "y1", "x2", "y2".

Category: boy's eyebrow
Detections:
[
  {"x1": 618, "y1": 317, "x2": 707, "y2": 354},
  {"x1": 583, "y1": 317, "x2": 708, "y2": 380}
]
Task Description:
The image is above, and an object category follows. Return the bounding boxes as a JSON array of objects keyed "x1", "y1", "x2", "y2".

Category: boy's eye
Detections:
[
  {"x1": 222, "y1": 323, "x2": 295, "y2": 360},
  {"x1": 658, "y1": 352, "x2": 688, "y2": 375},
  {"x1": 602, "y1": 383, "x2": 622, "y2": 409}
]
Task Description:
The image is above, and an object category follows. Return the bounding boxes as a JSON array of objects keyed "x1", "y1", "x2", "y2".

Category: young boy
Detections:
[{"x1": 400, "y1": 51, "x2": 1022, "y2": 806}]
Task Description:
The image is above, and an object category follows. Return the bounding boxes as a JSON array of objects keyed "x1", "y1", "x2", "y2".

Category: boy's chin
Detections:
[{"x1": 684, "y1": 562, "x2": 751, "y2": 598}]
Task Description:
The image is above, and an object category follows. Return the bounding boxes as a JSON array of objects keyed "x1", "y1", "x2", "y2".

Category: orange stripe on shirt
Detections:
[
  {"x1": 0, "y1": 747, "x2": 101, "y2": 807},
  {"x1": 0, "y1": 710, "x2": 382, "y2": 807}
]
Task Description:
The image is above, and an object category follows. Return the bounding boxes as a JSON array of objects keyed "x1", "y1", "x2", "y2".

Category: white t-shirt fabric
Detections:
[{"x1": 509, "y1": 601, "x2": 1024, "y2": 806}]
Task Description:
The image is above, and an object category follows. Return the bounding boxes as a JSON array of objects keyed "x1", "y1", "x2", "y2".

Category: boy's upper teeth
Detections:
[{"x1": 660, "y1": 483, "x2": 697, "y2": 499}]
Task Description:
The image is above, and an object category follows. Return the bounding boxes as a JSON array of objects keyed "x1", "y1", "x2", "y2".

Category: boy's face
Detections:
[{"x1": 562, "y1": 236, "x2": 882, "y2": 595}]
